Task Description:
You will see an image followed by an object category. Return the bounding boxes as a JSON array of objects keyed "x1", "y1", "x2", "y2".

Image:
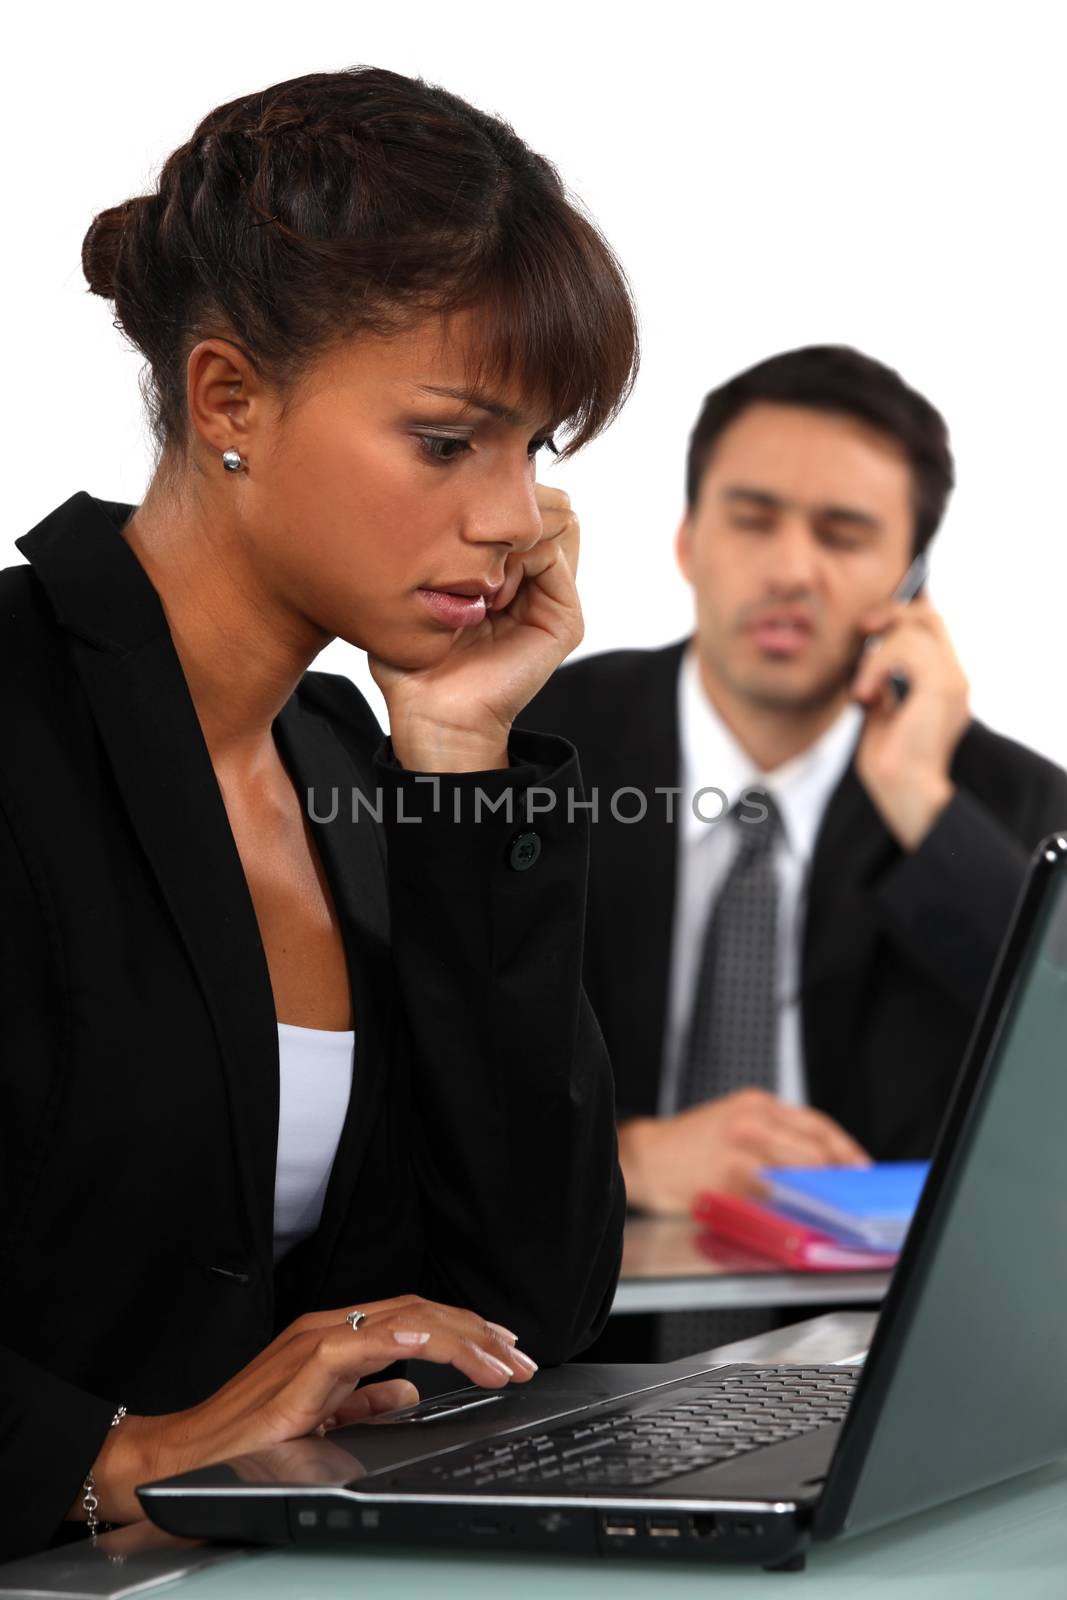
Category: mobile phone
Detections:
[{"x1": 863, "y1": 550, "x2": 929, "y2": 702}]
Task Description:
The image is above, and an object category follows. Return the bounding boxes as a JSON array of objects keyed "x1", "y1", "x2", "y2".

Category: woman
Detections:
[{"x1": 0, "y1": 66, "x2": 638, "y2": 1560}]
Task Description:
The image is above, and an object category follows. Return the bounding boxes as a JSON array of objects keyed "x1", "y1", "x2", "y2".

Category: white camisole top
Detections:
[{"x1": 273, "y1": 1021, "x2": 355, "y2": 1263}]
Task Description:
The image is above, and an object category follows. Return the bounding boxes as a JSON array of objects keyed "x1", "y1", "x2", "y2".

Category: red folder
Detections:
[{"x1": 692, "y1": 1191, "x2": 899, "y2": 1272}]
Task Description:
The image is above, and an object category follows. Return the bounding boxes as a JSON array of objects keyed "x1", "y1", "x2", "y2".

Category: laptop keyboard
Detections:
[{"x1": 394, "y1": 1366, "x2": 857, "y2": 1494}]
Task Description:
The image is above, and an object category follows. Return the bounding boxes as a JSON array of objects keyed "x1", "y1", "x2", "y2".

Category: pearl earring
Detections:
[{"x1": 222, "y1": 448, "x2": 244, "y2": 472}]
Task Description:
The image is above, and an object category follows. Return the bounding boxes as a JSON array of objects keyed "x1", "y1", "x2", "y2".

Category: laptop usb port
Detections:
[
  {"x1": 647, "y1": 1519, "x2": 682, "y2": 1538},
  {"x1": 602, "y1": 1520, "x2": 638, "y2": 1537}
]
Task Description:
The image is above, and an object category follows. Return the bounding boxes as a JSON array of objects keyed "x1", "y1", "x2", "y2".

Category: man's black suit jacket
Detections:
[
  {"x1": 0, "y1": 493, "x2": 624, "y2": 1563},
  {"x1": 521, "y1": 640, "x2": 1067, "y2": 1159}
]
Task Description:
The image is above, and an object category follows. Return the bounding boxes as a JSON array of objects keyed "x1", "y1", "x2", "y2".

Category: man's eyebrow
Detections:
[
  {"x1": 414, "y1": 384, "x2": 532, "y2": 428},
  {"x1": 722, "y1": 486, "x2": 882, "y2": 529},
  {"x1": 722, "y1": 487, "x2": 785, "y2": 509},
  {"x1": 817, "y1": 503, "x2": 883, "y2": 530}
]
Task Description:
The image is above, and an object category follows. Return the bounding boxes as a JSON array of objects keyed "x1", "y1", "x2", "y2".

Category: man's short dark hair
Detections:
[{"x1": 685, "y1": 345, "x2": 955, "y2": 554}]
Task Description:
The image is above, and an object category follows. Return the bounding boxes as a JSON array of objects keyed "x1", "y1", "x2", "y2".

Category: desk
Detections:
[
  {"x1": 7, "y1": 1313, "x2": 1066, "y2": 1599},
  {"x1": 145, "y1": 1460, "x2": 1067, "y2": 1599},
  {"x1": 614, "y1": 1216, "x2": 892, "y2": 1313}
]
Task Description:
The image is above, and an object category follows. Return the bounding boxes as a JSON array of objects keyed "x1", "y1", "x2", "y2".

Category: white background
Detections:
[{"x1": 4, "y1": 1, "x2": 1065, "y2": 763}]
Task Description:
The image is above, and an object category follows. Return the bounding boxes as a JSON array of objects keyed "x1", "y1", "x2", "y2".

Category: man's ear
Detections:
[
  {"x1": 186, "y1": 338, "x2": 263, "y2": 462},
  {"x1": 675, "y1": 512, "x2": 695, "y2": 586}
]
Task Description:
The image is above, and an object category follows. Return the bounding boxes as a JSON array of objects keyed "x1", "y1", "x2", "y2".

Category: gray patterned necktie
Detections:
[
  {"x1": 678, "y1": 793, "x2": 782, "y2": 1109},
  {"x1": 656, "y1": 795, "x2": 783, "y2": 1361}
]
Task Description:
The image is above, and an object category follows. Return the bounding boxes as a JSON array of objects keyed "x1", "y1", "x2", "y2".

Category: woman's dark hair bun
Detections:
[{"x1": 81, "y1": 196, "x2": 154, "y2": 301}]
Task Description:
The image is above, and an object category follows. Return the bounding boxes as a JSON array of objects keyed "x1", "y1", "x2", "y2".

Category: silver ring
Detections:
[{"x1": 346, "y1": 1310, "x2": 367, "y2": 1332}]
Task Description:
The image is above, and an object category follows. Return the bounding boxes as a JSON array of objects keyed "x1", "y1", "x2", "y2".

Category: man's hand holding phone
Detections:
[{"x1": 852, "y1": 581, "x2": 971, "y2": 852}]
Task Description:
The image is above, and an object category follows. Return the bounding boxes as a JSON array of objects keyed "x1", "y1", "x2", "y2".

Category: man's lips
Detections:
[
  {"x1": 416, "y1": 579, "x2": 503, "y2": 629},
  {"x1": 746, "y1": 612, "x2": 816, "y2": 656}
]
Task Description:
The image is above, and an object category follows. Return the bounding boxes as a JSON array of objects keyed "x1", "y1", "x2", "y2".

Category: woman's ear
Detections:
[{"x1": 186, "y1": 339, "x2": 263, "y2": 464}]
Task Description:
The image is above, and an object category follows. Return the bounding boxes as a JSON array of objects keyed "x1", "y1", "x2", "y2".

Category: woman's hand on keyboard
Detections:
[{"x1": 72, "y1": 1294, "x2": 538, "y2": 1527}]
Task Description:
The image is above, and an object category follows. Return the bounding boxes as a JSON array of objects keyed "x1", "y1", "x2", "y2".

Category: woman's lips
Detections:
[{"x1": 416, "y1": 588, "x2": 490, "y2": 629}]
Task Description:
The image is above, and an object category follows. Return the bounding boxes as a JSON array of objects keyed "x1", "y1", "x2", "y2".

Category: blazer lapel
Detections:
[
  {"x1": 593, "y1": 641, "x2": 685, "y2": 1115},
  {"x1": 802, "y1": 763, "x2": 899, "y2": 1108},
  {"x1": 18, "y1": 495, "x2": 281, "y2": 1275}
]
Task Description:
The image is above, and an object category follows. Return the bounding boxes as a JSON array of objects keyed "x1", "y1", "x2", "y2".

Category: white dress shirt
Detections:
[
  {"x1": 273, "y1": 1021, "x2": 355, "y2": 1262},
  {"x1": 659, "y1": 646, "x2": 863, "y2": 1115}
]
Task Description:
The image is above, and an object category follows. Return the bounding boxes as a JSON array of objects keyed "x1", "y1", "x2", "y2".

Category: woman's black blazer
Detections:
[{"x1": 0, "y1": 492, "x2": 625, "y2": 1561}]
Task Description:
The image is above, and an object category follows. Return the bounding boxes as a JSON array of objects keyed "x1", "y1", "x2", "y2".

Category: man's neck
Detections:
[{"x1": 695, "y1": 650, "x2": 853, "y2": 774}]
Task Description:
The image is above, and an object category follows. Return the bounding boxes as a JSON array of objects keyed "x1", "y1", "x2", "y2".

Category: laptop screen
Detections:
[{"x1": 816, "y1": 837, "x2": 1067, "y2": 1539}]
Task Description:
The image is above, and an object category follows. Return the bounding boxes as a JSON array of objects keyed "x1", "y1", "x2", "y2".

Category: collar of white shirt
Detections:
[{"x1": 677, "y1": 642, "x2": 864, "y2": 860}]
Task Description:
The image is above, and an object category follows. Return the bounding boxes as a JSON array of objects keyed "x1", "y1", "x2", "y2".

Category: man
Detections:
[{"x1": 522, "y1": 346, "x2": 1067, "y2": 1226}]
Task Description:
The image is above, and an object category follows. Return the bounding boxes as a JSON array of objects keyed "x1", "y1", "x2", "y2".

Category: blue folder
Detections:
[{"x1": 761, "y1": 1162, "x2": 931, "y2": 1249}]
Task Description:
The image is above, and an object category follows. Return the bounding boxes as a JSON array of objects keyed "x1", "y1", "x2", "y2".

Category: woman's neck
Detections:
[{"x1": 121, "y1": 473, "x2": 330, "y2": 764}]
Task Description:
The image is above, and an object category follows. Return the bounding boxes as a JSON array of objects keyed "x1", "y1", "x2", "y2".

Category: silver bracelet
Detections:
[{"x1": 82, "y1": 1405, "x2": 127, "y2": 1540}]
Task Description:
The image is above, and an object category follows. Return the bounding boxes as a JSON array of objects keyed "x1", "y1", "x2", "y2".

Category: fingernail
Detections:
[
  {"x1": 510, "y1": 1348, "x2": 538, "y2": 1375},
  {"x1": 393, "y1": 1331, "x2": 432, "y2": 1346},
  {"x1": 474, "y1": 1346, "x2": 513, "y2": 1378},
  {"x1": 486, "y1": 1321, "x2": 519, "y2": 1344}
]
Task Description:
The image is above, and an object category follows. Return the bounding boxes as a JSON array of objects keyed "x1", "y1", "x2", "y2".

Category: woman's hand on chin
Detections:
[{"x1": 372, "y1": 484, "x2": 581, "y2": 772}]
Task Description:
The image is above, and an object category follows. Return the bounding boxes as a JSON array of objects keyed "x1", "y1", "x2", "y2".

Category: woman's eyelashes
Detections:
[
  {"x1": 414, "y1": 432, "x2": 558, "y2": 467},
  {"x1": 417, "y1": 434, "x2": 472, "y2": 465}
]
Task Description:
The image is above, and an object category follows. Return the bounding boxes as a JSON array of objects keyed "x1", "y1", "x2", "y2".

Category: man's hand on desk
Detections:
[{"x1": 617, "y1": 1089, "x2": 871, "y2": 1215}]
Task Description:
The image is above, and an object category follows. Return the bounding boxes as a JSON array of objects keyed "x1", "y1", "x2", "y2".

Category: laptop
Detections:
[{"x1": 138, "y1": 831, "x2": 1067, "y2": 1571}]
